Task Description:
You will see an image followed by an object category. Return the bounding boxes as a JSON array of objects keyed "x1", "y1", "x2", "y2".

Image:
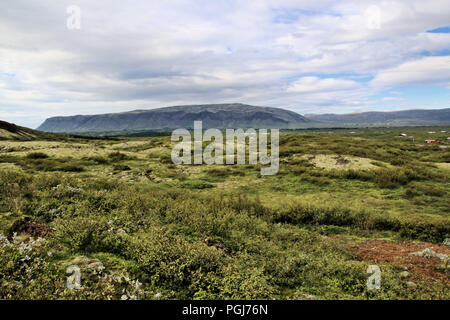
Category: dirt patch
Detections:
[
  {"x1": 348, "y1": 240, "x2": 449, "y2": 284},
  {"x1": 7, "y1": 217, "x2": 54, "y2": 240},
  {"x1": 334, "y1": 156, "x2": 351, "y2": 166}
]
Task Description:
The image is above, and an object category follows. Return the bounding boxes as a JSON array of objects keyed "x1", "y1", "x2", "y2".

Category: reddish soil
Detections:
[
  {"x1": 7, "y1": 217, "x2": 54, "y2": 240},
  {"x1": 348, "y1": 240, "x2": 449, "y2": 284}
]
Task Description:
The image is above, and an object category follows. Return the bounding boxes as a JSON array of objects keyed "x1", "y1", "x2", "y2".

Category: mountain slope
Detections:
[
  {"x1": 0, "y1": 120, "x2": 84, "y2": 141},
  {"x1": 0, "y1": 120, "x2": 43, "y2": 140},
  {"x1": 305, "y1": 108, "x2": 450, "y2": 126},
  {"x1": 38, "y1": 103, "x2": 310, "y2": 133}
]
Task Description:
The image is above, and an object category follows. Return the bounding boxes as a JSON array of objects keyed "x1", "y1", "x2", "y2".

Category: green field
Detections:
[{"x1": 0, "y1": 126, "x2": 449, "y2": 299}]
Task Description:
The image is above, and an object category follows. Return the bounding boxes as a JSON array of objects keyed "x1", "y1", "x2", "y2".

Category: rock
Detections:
[
  {"x1": 293, "y1": 291, "x2": 317, "y2": 300},
  {"x1": 399, "y1": 271, "x2": 410, "y2": 279},
  {"x1": 53, "y1": 184, "x2": 83, "y2": 194},
  {"x1": 443, "y1": 238, "x2": 450, "y2": 247},
  {"x1": 406, "y1": 281, "x2": 417, "y2": 289},
  {"x1": 410, "y1": 248, "x2": 448, "y2": 261},
  {"x1": 64, "y1": 256, "x2": 105, "y2": 277},
  {"x1": 116, "y1": 228, "x2": 127, "y2": 236}
]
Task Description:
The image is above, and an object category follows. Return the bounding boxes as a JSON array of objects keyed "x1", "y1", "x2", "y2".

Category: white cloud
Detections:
[
  {"x1": 381, "y1": 97, "x2": 404, "y2": 101},
  {"x1": 287, "y1": 76, "x2": 360, "y2": 93},
  {"x1": 371, "y1": 56, "x2": 450, "y2": 88}
]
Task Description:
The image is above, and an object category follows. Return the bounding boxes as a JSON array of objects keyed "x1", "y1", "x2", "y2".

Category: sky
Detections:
[{"x1": 0, "y1": 0, "x2": 450, "y2": 128}]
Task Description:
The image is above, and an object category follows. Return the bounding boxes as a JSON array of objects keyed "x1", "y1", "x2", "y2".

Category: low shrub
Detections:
[
  {"x1": 108, "y1": 152, "x2": 130, "y2": 161},
  {"x1": 179, "y1": 179, "x2": 215, "y2": 189},
  {"x1": 113, "y1": 164, "x2": 131, "y2": 171},
  {"x1": 26, "y1": 152, "x2": 49, "y2": 159},
  {"x1": 159, "y1": 154, "x2": 173, "y2": 164}
]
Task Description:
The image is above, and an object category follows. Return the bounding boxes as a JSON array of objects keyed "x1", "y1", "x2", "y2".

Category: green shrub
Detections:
[
  {"x1": 108, "y1": 152, "x2": 130, "y2": 161},
  {"x1": 159, "y1": 154, "x2": 173, "y2": 164},
  {"x1": 26, "y1": 152, "x2": 49, "y2": 159},
  {"x1": 56, "y1": 164, "x2": 85, "y2": 172},
  {"x1": 179, "y1": 179, "x2": 215, "y2": 189},
  {"x1": 84, "y1": 156, "x2": 109, "y2": 164},
  {"x1": 113, "y1": 164, "x2": 131, "y2": 171}
]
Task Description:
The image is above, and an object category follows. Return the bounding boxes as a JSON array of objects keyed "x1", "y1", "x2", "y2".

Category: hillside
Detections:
[
  {"x1": 305, "y1": 108, "x2": 450, "y2": 126},
  {"x1": 0, "y1": 120, "x2": 105, "y2": 141},
  {"x1": 37, "y1": 103, "x2": 310, "y2": 133},
  {"x1": 0, "y1": 120, "x2": 45, "y2": 140}
]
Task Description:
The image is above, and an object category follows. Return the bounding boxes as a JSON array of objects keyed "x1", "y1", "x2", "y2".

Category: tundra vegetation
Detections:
[{"x1": 0, "y1": 126, "x2": 449, "y2": 300}]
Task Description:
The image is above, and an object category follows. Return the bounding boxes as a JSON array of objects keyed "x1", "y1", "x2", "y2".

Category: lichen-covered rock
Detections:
[
  {"x1": 410, "y1": 248, "x2": 448, "y2": 261},
  {"x1": 406, "y1": 281, "x2": 417, "y2": 289},
  {"x1": 399, "y1": 271, "x2": 410, "y2": 279},
  {"x1": 443, "y1": 238, "x2": 450, "y2": 247}
]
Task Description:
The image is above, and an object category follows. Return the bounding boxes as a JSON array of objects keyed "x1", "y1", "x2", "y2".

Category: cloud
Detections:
[
  {"x1": 381, "y1": 97, "x2": 404, "y2": 101},
  {"x1": 287, "y1": 76, "x2": 360, "y2": 93},
  {"x1": 371, "y1": 56, "x2": 450, "y2": 88}
]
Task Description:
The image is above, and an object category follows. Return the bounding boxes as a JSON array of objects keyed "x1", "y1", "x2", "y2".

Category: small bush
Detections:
[
  {"x1": 205, "y1": 167, "x2": 230, "y2": 177},
  {"x1": 84, "y1": 156, "x2": 109, "y2": 164},
  {"x1": 159, "y1": 154, "x2": 173, "y2": 164},
  {"x1": 108, "y1": 152, "x2": 130, "y2": 161},
  {"x1": 179, "y1": 179, "x2": 215, "y2": 189},
  {"x1": 113, "y1": 164, "x2": 131, "y2": 171},
  {"x1": 26, "y1": 152, "x2": 49, "y2": 159},
  {"x1": 57, "y1": 164, "x2": 85, "y2": 172}
]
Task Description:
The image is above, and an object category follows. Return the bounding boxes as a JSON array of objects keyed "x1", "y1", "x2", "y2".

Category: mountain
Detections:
[
  {"x1": 36, "y1": 105, "x2": 450, "y2": 134},
  {"x1": 0, "y1": 120, "x2": 44, "y2": 140},
  {"x1": 305, "y1": 108, "x2": 450, "y2": 126},
  {"x1": 0, "y1": 120, "x2": 118, "y2": 141},
  {"x1": 37, "y1": 103, "x2": 310, "y2": 133}
]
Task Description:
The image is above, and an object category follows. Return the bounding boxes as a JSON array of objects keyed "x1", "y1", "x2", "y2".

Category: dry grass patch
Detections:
[
  {"x1": 435, "y1": 163, "x2": 450, "y2": 170},
  {"x1": 300, "y1": 154, "x2": 390, "y2": 171}
]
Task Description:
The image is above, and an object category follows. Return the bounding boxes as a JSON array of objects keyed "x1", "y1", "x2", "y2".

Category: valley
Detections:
[{"x1": 0, "y1": 126, "x2": 449, "y2": 299}]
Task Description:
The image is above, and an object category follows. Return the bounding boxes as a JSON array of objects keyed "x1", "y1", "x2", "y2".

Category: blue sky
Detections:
[{"x1": 0, "y1": 0, "x2": 450, "y2": 128}]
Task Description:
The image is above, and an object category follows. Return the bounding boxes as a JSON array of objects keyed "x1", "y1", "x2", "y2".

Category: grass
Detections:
[
  {"x1": 179, "y1": 179, "x2": 215, "y2": 189},
  {"x1": 0, "y1": 126, "x2": 449, "y2": 300}
]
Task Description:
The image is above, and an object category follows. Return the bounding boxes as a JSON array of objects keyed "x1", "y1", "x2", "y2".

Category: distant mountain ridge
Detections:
[
  {"x1": 37, "y1": 103, "x2": 310, "y2": 133},
  {"x1": 306, "y1": 108, "x2": 450, "y2": 126},
  {"x1": 37, "y1": 105, "x2": 450, "y2": 133}
]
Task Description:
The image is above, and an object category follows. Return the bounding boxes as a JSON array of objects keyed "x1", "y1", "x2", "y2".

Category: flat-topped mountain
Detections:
[
  {"x1": 306, "y1": 108, "x2": 450, "y2": 126},
  {"x1": 37, "y1": 103, "x2": 310, "y2": 133}
]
